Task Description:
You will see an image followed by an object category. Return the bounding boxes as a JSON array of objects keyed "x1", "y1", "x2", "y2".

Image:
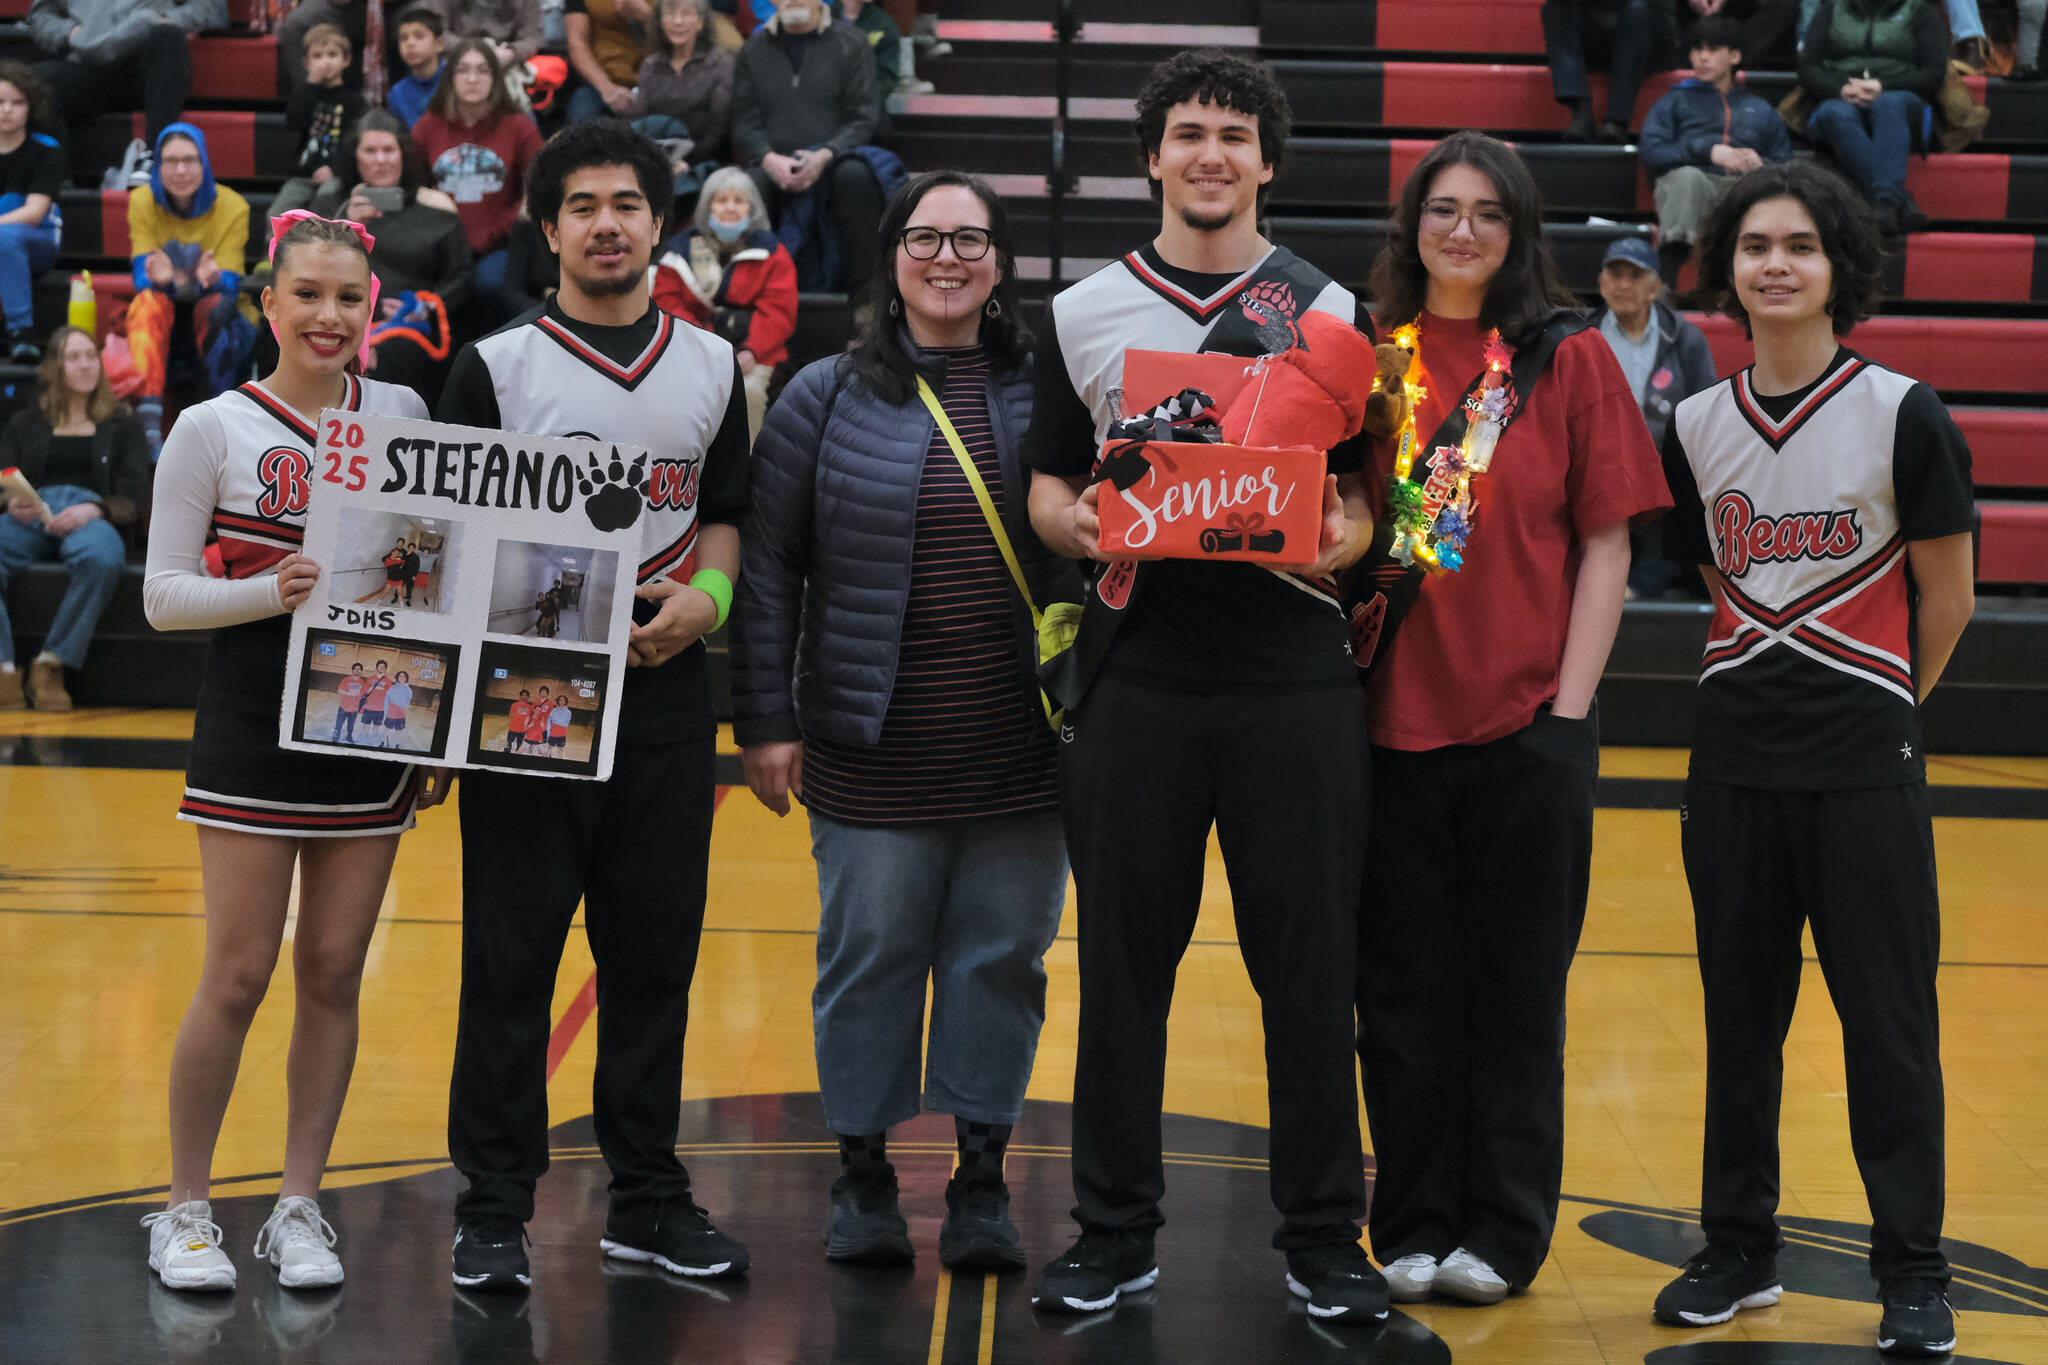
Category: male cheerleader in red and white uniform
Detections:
[
  {"x1": 142, "y1": 213, "x2": 446, "y2": 1294},
  {"x1": 1652, "y1": 161, "x2": 1975, "y2": 1358},
  {"x1": 435, "y1": 121, "x2": 749, "y2": 1293}
]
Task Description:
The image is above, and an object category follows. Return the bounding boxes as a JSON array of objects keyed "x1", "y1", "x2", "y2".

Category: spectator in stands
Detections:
[
  {"x1": 1540, "y1": 0, "x2": 1677, "y2": 142},
  {"x1": 278, "y1": 0, "x2": 378, "y2": 98},
  {"x1": 652, "y1": 166, "x2": 795, "y2": 438},
  {"x1": 1799, "y1": 0, "x2": 1947, "y2": 237},
  {"x1": 564, "y1": 0, "x2": 650, "y2": 122},
  {"x1": 286, "y1": 26, "x2": 367, "y2": 198},
  {"x1": 629, "y1": 0, "x2": 736, "y2": 166},
  {"x1": 837, "y1": 0, "x2": 921, "y2": 104},
  {"x1": 389, "y1": 6, "x2": 450, "y2": 128},
  {"x1": 0, "y1": 325, "x2": 149, "y2": 712},
  {"x1": 1589, "y1": 236, "x2": 1715, "y2": 599},
  {"x1": 1679, "y1": 0, "x2": 1806, "y2": 69},
  {"x1": 0, "y1": 62, "x2": 66, "y2": 364},
  {"x1": 414, "y1": 39, "x2": 545, "y2": 321},
  {"x1": 442, "y1": 0, "x2": 547, "y2": 74},
  {"x1": 311, "y1": 110, "x2": 471, "y2": 398},
  {"x1": 27, "y1": 0, "x2": 217, "y2": 155},
  {"x1": 125, "y1": 122, "x2": 252, "y2": 456},
  {"x1": 734, "y1": 169, "x2": 1076, "y2": 1275},
  {"x1": 2018, "y1": 0, "x2": 2047, "y2": 80},
  {"x1": 1641, "y1": 15, "x2": 1794, "y2": 286},
  {"x1": 733, "y1": 0, "x2": 885, "y2": 294}
]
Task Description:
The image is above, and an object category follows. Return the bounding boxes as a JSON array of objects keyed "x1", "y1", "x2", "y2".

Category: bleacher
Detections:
[{"x1": 7, "y1": 0, "x2": 2044, "y2": 750}]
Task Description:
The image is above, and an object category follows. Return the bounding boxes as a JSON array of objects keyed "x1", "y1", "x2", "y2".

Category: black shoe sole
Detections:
[
  {"x1": 939, "y1": 1233, "x2": 1027, "y2": 1273},
  {"x1": 825, "y1": 1231, "x2": 915, "y2": 1265}
]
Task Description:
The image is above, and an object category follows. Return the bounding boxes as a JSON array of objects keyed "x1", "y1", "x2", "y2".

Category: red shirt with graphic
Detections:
[{"x1": 1367, "y1": 313, "x2": 1671, "y2": 750}]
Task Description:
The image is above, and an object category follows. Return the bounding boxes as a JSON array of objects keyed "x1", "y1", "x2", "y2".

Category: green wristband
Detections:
[{"x1": 690, "y1": 567, "x2": 733, "y2": 631}]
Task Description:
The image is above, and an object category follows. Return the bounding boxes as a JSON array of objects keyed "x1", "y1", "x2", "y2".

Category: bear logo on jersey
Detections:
[
  {"x1": 256, "y1": 446, "x2": 312, "y2": 519},
  {"x1": 577, "y1": 447, "x2": 647, "y2": 532},
  {"x1": 1712, "y1": 490, "x2": 1862, "y2": 578}
]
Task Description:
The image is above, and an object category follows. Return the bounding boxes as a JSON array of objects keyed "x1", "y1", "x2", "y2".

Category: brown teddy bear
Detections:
[{"x1": 1361, "y1": 340, "x2": 1415, "y2": 439}]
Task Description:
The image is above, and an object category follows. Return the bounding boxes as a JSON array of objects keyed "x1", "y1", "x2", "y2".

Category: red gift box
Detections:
[{"x1": 1094, "y1": 350, "x2": 1326, "y2": 564}]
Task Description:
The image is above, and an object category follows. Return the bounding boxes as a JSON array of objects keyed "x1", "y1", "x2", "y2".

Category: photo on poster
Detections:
[
  {"x1": 486, "y1": 540, "x2": 620, "y2": 645},
  {"x1": 328, "y1": 508, "x2": 459, "y2": 614},
  {"x1": 468, "y1": 642, "x2": 610, "y2": 777},
  {"x1": 290, "y1": 630, "x2": 460, "y2": 760}
]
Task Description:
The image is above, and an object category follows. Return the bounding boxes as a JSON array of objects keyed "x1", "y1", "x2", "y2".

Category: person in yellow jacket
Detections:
[{"x1": 125, "y1": 121, "x2": 251, "y2": 457}]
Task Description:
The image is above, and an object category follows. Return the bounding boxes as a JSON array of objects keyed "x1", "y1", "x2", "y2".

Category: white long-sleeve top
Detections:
[{"x1": 144, "y1": 375, "x2": 427, "y2": 632}]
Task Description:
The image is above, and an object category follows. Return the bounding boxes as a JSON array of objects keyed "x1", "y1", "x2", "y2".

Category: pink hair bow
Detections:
[{"x1": 268, "y1": 210, "x2": 381, "y2": 366}]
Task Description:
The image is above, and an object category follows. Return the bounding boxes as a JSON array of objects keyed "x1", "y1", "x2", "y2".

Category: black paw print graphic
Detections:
[{"x1": 577, "y1": 447, "x2": 648, "y2": 532}]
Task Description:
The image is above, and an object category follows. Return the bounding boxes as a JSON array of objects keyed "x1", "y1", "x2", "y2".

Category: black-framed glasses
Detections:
[{"x1": 900, "y1": 227, "x2": 993, "y2": 260}]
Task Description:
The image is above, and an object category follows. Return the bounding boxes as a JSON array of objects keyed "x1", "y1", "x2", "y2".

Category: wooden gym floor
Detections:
[{"x1": 2, "y1": 707, "x2": 2045, "y2": 1364}]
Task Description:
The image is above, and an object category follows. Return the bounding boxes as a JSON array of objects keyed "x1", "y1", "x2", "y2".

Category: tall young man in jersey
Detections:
[
  {"x1": 1023, "y1": 50, "x2": 1385, "y2": 1323},
  {"x1": 436, "y1": 120, "x2": 751, "y2": 1293},
  {"x1": 1654, "y1": 161, "x2": 1976, "y2": 1357}
]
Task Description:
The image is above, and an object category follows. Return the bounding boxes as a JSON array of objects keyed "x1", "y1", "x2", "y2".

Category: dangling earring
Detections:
[
  {"x1": 888, "y1": 298, "x2": 901, "y2": 317},
  {"x1": 984, "y1": 298, "x2": 1002, "y2": 318}
]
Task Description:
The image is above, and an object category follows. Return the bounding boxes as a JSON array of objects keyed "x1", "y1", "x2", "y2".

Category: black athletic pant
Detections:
[
  {"x1": 37, "y1": 26, "x2": 193, "y2": 152},
  {"x1": 1061, "y1": 672, "x2": 1368, "y2": 1251},
  {"x1": 1356, "y1": 705, "x2": 1597, "y2": 1288},
  {"x1": 449, "y1": 731, "x2": 716, "y2": 1224},
  {"x1": 1682, "y1": 778, "x2": 1947, "y2": 1285},
  {"x1": 746, "y1": 157, "x2": 885, "y2": 295}
]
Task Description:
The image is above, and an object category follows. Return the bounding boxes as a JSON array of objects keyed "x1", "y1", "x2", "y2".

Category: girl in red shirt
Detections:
[
  {"x1": 1353, "y1": 133, "x2": 1669, "y2": 1308},
  {"x1": 411, "y1": 38, "x2": 542, "y2": 325}
]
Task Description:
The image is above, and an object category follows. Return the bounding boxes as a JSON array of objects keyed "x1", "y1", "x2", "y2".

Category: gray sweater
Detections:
[{"x1": 28, "y1": 0, "x2": 224, "y2": 65}]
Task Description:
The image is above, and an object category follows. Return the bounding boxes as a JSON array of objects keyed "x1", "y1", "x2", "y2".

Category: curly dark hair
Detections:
[
  {"x1": 526, "y1": 118, "x2": 675, "y2": 235},
  {"x1": 1367, "y1": 131, "x2": 1579, "y2": 343},
  {"x1": 0, "y1": 60, "x2": 58, "y2": 134},
  {"x1": 847, "y1": 170, "x2": 1031, "y2": 406},
  {"x1": 1694, "y1": 160, "x2": 1885, "y2": 337},
  {"x1": 1133, "y1": 48, "x2": 1291, "y2": 213}
]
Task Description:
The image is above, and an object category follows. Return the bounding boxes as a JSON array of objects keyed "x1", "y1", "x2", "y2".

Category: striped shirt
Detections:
[{"x1": 802, "y1": 347, "x2": 1060, "y2": 824}]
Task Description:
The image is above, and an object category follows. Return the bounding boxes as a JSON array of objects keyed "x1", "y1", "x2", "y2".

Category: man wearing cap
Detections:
[
  {"x1": 1591, "y1": 235, "x2": 1717, "y2": 600},
  {"x1": 1639, "y1": 13, "x2": 1794, "y2": 285}
]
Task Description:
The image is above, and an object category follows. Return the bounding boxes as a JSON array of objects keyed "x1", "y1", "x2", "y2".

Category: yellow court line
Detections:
[
  {"x1": 927, "y1": 1267, "x2": 953, "y2": 1365},
  {"x1": 978, "y1": 1273, "x2": 998, "y2": 1365}
]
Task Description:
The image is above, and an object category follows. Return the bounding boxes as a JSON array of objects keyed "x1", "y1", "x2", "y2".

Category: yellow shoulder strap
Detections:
[{"x1": 915, "y1": 376, "x2": 1039, "y2": 622}]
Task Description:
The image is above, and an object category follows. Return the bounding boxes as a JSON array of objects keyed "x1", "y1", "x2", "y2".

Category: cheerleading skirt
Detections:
[{"x1": 177, "y1": 617, "x2": 418, "y2": 839}]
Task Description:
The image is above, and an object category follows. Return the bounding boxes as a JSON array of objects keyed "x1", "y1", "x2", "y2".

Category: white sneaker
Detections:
[
  {"x1": 1435, "y1": 1247, "x2": 1509, "y2": 1305},
  {"x1": 254, "y1": 1195, "x2": 344, "y2": 1288},
  {"x1": 1381, "y1": 1252, "x2": 1438, "y2": 1302},
  {"x1": 143, "y1": 1200, "x2": 237, "y2": 1291}
]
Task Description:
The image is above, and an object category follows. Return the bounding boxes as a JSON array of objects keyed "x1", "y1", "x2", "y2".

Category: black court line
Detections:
[
  {"x1": 10, "y1": 736, "x2": 2048, "y2": 819},
  {"x1": 3, "y1": 905, "x2": 2046, "y2": 972}
]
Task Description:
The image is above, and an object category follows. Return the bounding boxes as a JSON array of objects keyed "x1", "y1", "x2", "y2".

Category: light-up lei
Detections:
[{"x1": 1377, "y1": 320, "x2": 1518, "y2": 574}]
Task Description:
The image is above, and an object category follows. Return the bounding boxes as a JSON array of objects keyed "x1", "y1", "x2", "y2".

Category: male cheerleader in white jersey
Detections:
[
  {"x1": 1023, "y1": 50, "x2": 1385, "y2": 1323},
  {"x1": 1652, "y1": 161, "x2": 1975, "y2": 1357},
  {"x1": 436, "y1": 120, "x2": 751, "y2": 1293}
]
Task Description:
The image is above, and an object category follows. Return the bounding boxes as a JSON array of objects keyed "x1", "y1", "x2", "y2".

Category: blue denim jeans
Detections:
[
  {"x1": 1809, "y1": 91, "x2": 1926, "y2": 204},
  {"x1": 0, "y1": 219, "x2": 60, "y2": 331},
  {"x1": 1947, "y1": 0, "x2": 1986, "y2": 43},
  {"x1": 0, "y1": 485, "x2": 126, "y2": 668},
  {"x1": 808, "y1": 808, "x2": 1067, "y2": 1136}
]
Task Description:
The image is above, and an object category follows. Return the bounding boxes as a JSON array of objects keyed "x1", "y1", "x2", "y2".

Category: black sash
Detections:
[{"x1": 1341, "y1": 311, "x2": 1589, "y2": 687}]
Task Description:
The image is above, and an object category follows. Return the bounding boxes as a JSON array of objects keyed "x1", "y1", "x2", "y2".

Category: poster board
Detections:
[{"x1": 277, "y1": 410, "x2": 643, "y2": 781}]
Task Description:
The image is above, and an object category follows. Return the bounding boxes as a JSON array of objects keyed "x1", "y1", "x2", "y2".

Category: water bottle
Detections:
[{"x1": 67, "y1": 272, "x2": 95, "y2": 335}]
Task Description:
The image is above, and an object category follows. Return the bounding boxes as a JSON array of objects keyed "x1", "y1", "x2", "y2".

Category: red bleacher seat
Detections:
[
  {"x1": 123, "y1": 110, "x2": 260, "y2": 179},
  {"x1": 1688, "y1": 314, "x2": 2048, "y2": 394},
  {"x1": 1372, "y1": 0, "x2": 1547, "y2": 56},
  {"x1": 191, "y1": 35, "x2": 280, "y2": 103},
  {"x1": 1954, "y1": 411, "x2": 2048, "y2": 489},
  {"x1": 1977, "y1": 505, "x2": 2048, "y2": 584},
  {"x1": 1380, "y1": 63, "x2": 1685, "y2": 132}
]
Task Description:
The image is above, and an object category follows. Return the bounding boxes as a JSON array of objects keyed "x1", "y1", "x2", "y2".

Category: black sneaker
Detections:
[
  {"x1": 1563, "y1": 105, "x2": 1596, "y2": 142},
  {"x1": 1653, "y1": 1242, "x2": 1782, "y2": 1326},
  {"x1": 451, "y1": 1216, "x2": 531, "y2": 1293},
  {"x1": 823, "y1": 1164, "x2": 913, "y2": 1265},
  {"x1": 600, "y1": 1199, "x2": 750, "y2": 1278},
  {"x1": 939, "y1": 1174, "x2": 1025, "y2": 1272},
  {"x1": 1031, "y1": 1228, "x2": 1158, "y2": 1314},
  {"x1": 4, "y1": 329, "x2": 39, "y2": 364},
  {"x1": 1878, "y1": 1277, "x2": 1957, "y2": 1356},
  {"x1": 1285, "y1": 1239, "x2": 1391, "y2": 1323}
]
